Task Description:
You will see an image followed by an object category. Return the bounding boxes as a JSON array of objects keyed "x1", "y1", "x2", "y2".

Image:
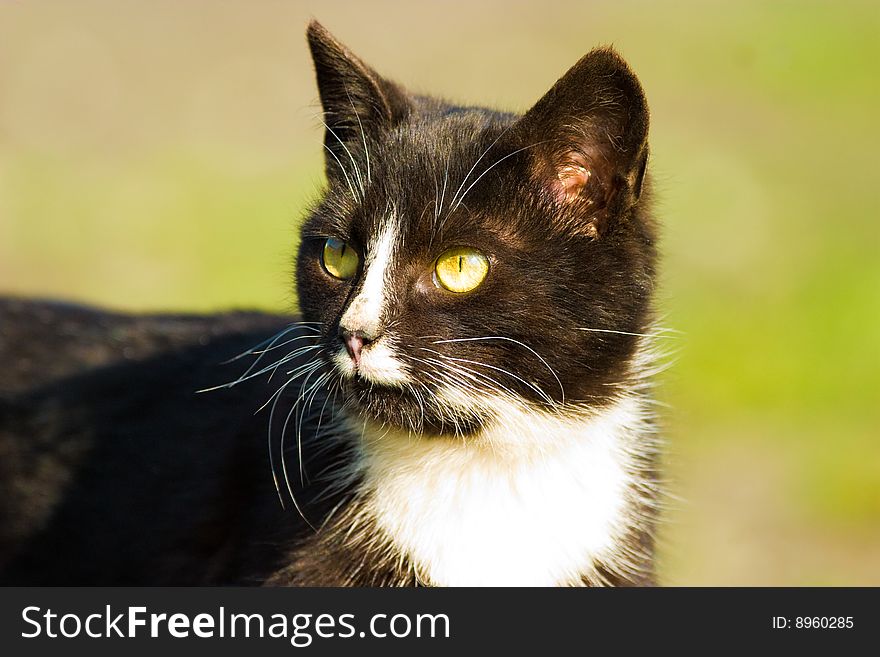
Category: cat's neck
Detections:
[{"x1": 348, "y1": 394, "x2": 658, "y2": 586}]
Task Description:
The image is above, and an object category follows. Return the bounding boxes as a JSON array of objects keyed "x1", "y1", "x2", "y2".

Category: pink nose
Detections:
[{"x1": 341, "y1": 330, "x2": 371, "y2": 367}]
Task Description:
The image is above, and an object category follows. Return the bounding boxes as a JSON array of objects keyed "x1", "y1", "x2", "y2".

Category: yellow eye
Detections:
[
  {"x1": 434, "y1": 247, "x2": 489, "y2": 293},
  {"x1": 322, "y1": 238, "x2": 359, "y2": 280}
]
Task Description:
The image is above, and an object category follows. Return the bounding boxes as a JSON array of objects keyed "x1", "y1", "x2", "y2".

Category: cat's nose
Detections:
[{"x1": 339, "y1": 329, "x2": 374, "y2": 367}]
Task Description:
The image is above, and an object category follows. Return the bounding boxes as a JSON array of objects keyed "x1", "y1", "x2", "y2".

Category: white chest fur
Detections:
[{"x1": 355, "y1": 396, "x2": 647, "y2": 586}]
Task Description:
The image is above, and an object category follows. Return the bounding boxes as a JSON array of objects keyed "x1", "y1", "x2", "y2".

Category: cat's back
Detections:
[
  {"x1": 0, "y1": 297, "x2": 310, "y2": 584},
  {"x1": 0, "y1": 297, "x2": 290, "y2": 393}
]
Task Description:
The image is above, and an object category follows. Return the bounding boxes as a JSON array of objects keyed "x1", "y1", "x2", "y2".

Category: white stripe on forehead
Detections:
[{"x1": 340, "y1": 213, "x2": 399, "y2": 337}]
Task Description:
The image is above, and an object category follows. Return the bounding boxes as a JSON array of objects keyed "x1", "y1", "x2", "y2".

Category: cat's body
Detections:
[{"x1": 0, "y1": 22, "x2": 663, "y2": 586}]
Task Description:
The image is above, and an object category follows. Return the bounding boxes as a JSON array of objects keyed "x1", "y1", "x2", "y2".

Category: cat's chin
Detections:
[{"x1": 342, "y1": 379, "x2": 485, "y2": 437}]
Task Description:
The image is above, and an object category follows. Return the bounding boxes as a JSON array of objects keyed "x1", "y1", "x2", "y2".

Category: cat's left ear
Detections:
[
  {"x1": 307, "y1": 21, "x2": 411, "y2": 182},
  {"x1": 515, "y1": 47, "x2": 649, "y2": 237}
]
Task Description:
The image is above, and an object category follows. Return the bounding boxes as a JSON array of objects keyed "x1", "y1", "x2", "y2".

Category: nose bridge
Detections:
[
  {"x1": 340, "y1": 288, "x2": 383, "y2": 339},
  {"x1": 339, "y1": 216, "x2": 399, "y2": 340}
]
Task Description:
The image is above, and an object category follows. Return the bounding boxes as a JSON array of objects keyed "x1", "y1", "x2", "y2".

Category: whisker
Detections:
[
  {"x1": 248, "y1": 332, "x2": 322, "y2": 356},
  {"x1": 269, "y1": 360, "x2": 323, "y2": 530},
  {"x1": 280, "y1": 367, "x2": 322, "y2": 498},
  {"x1": 408, "y1": 354, "x2": 523, "y2": 410},
  {"x1": 419, "y1": 347, "x2": 555, "y2": 406},
  {"x1": 322, "y1": 143, "x2": 359, "y2": 200},
  {"x1": 266, "y1": 374, "x2": 301, "y2": 509},
  {"x1": 446, "y1": 122, "x2": 516, "y2": 212},
  {"x1": 255, "y1": 357, "x2": 325, "y2": 413},
  {"x1": 344, "y1": 85, "x2": 371, "y2": 185},
  {"x1": 219, "y1": 323, "x2": 319, "y2": 365},
  {"x1": 576, "y1": 327, "x2": 680, "y2": 339},
  {"x1": 198, "y1": 344, "x2": 321, "y2": 393},
  {"x1": 431, "y1": 335, "x2": 564, "y2": 403},
  {"x1": 447, "y1": 140, "x2": 551, "y2": 218},
  {"x1": 319, "y1": 118, "x2": 365, "y2": 199},
  {"x1": 297, "y1": 371, "x2": 332, "y2": 484}
]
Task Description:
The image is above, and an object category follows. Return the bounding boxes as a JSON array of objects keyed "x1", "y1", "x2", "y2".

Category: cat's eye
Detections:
[
  {"x1": 322, "y1": 238, "x2": 359, "y2": 280},
  {"x1": 434, "y1": 247, "x2": 489, "y2": 293}
]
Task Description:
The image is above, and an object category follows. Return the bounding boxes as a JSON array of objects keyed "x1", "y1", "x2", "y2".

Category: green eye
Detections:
[
  {"x1": 434, "y1": 247, "x2": 489, "y2": 293},
  {"x1": 322, "y1": 238, "x2": 359, "y2": 280}
]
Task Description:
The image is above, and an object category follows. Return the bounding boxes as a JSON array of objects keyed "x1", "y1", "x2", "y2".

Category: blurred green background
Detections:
[{"x1": 1, "y1": 1, "x2": 878, "y2": 584}]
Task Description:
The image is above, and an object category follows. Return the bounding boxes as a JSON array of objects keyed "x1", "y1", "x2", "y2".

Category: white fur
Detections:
[
  {"x1": 332, "y1": 347, "x2": 356, "y2": 379},
  {"x1": 332, "y1": 341, "x2": 409, "y2": 386},
  {"x1": 354, "y1": 395, "x2": 649, "y2": 586},
  {"x1": 335, "y1": 214, "x2": 409, "y2": 386},
  {"x1": 340, "y1": 216, "x2": 398, "y2": 338}
]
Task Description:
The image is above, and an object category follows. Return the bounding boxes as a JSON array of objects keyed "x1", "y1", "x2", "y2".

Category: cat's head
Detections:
[{"x1": 296, "y1": 21, "x2": 657, "y2": 436}]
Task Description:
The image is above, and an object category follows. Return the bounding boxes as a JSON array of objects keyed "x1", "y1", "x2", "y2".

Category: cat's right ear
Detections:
[{"x1": 307, "y1": 21, "x2": 410, "y2": 183}]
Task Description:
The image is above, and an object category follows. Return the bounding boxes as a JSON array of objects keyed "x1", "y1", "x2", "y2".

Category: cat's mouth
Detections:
[
  {"x1": 343, "y1": 382, "x2": 485, "y2": 436},
  {"x1": 328, "y1": 353, "x2": 483, "y2": 436},
  {"x1": 326, "y1": 338, "x2": 493, "y2": 435},
  {"x1": 330, "y1": 342, "x2": 409, "y2": 388}
]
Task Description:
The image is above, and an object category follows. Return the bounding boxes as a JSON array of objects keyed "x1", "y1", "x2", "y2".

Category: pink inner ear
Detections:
[{"x1": 550, "y1": 152, "x2": 591, "y2": 204}]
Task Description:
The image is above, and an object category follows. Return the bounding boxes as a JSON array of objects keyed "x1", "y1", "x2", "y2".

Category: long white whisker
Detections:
[
  {"x1": 448, "y1": 141, "x2": 551, "y2": 216},
  {"x1": 344, "y1": 85, "x2": 371, "y2": 185},
  {"x1": 447, "y1": 122, "x2": 516, "y2": 212},
  {"x1": 419, "y1": 347, "x2": 555, "y2": 406},
  {"x1": 322, "y1": 143, "x2": 359, "y2": 200},
  {"x1": 271, "y1": 361, "x2": 322, "y2": 530},
  {"x1": 577, "y1": 327, "x2": 680, "y2": 339},
  {"x1": 255, "y1": 357, "x2": 325, "y2": 413},
  {"x1": 220, "y1": 326, "x2": 312, "y2": 380},
  {"x1": 431, "y1": 335, "x2": 564, "y2": 403},
  {"x1": 229, "y1": 344, "x2": 321, "y2": 389},
  {"x1": 195, "y1": 344, "x2": 319, "y2": 393},
  {"x1": 220, "y1": 323, "x2": 319, "y2": 365},
  {"x1": 297, "y1": 371, "x2": 332, "y2": 484},
  {"x1": 408, "y1": 354, "x2": 523, "y2": 408},
  {"x1": 436, "y1": 156, "x2": 451, "y2": 223},
  {"x1": 320, "y1": 118, "x2": 364, "y2": 199},
  {"x1": 248, "y1": 332, "x2": 322, "y2": 356},
  {"x1": 281, "y1": 366, "x2": 321, "y2": 496},
  {"x1": 266, "y1": 373, "x2": 302, "y2": 509}
]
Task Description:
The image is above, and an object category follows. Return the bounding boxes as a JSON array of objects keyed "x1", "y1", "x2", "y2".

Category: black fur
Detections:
[
  {"x1": 299, "y1": 22, "x2": 655, "y2": 435},
  {"x1": 0, "y1": 21, "x2": 659, "y2": 586}
]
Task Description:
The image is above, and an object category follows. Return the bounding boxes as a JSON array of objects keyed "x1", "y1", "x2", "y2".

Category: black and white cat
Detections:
[{"x1": 0, "y1": 21, "x2": 662, "y2": 586}]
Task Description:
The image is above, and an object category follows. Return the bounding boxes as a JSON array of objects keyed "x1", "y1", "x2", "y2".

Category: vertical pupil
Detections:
[
  {"x1": 458, "y1": 256, "x2": 463, "y2": 272},
  {"x1": 339, "y1": 243, "x2": 346, "y2": 258}
]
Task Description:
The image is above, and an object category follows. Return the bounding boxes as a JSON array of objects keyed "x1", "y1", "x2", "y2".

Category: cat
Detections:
[{"x1": 0, "y1": 20, "x2": 662, "y2": 586}]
